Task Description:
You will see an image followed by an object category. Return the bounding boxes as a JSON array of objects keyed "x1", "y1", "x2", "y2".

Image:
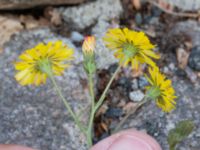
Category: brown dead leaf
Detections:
[
  {"x1": 176, "y1": 47, "x2": 190, "y2": 69},
  {"x1": 20, "y1": 15, "x2": 49, "y2": 29},
  {"x1": 132, "y1": 66, "x2": 143, "y2": 77},
  {"x1": 96, "y1": 104, "x2": 108, "y2": 117},
  {"x1": 0, "y1": 15, "x2": 23, "y2": 53},
  {"x1": 131, "y1": 0, "x2": 141, "y2": 10},
  {"x1": 146, "y1": 26, "x2": 156, "y2": 38},
  {"x1": 158, "y1": 0, "x2": 174, "y2": 12},
  {"x1": 50, "y1": 9, "x2": 62, "y2": 26},
  {"x1": 197, "y1": 72, "x2": 200, "y2": 78},
  {"x1": 101, "y1": 122, "x2": 109, "y2": 132},
  {"x1": 184, "y1": 41, "x2": 193, "y2": 50},
  {"x1": 117, "y1": 100, "x2": 126, "y2": 107},
  {"x1": 44, "y1": 7, "x2": 62, "y2": 26},
  {"x1": 123, "y1": 102, "x2": 137, "y2": 114}
]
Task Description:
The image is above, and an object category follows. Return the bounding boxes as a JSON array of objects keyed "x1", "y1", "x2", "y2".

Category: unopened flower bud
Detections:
[
  {"x1": 82, "y1": 36, "x2": 95, "y2": 54},
  {"x1": 82, "y1": 36, "x2": 96, "y2": 75}
]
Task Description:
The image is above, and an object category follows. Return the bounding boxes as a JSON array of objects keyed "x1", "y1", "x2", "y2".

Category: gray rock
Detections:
[
  {"x1": 131, "y1": 79, "x2": 138, "y2": 90},
  {"x1": 91, "y1": 18, "x2": 119, "y2": 69},
  {"x1": 129, "y1": 90, "x2": 145, "y2": 102},
  {"x1": 70, "y1": 31, "x2": 84, "y2": 42},
  {"x1": 117, "y1": 77, "x2": 132, "y2": 89},
  {"x1": 188, "y1": 46, "x2": 200, "y2": 71},
  {"x1": 105, "y1": 107, "x2": 123, "y2": 118},
  {"x1": 58, "y1": 0, "x2": 122, "y2": 69},
  {"x1": 93, "y1": 33, "x2": 118, "y2": 69},
  {"x1": 0, "y1": 28, "x2": 88, "y2": 150},
  {"x1": 59, "y1": 0, "x2": 123, "y2": 30},
  {"x1": 135, "y1": 13, "x2": 143, "y2": 25},
  {"x1": 171, "y1": 21, "x2": 200, "y2": 47},
  {"x1": 138, "y1": 76, "x2": 148, "y2": 89}
]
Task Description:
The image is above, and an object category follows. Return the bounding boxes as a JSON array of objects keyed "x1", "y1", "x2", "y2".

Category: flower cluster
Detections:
[
  {"x1": 103, "y1": 28, "x2": 176, "y2": 112},
  {"x1": 15, "y1": 28, "x2": 176, "y2": 112},
  {"x1": 14, "y1": 27, "x2": 177, "y2": 148}
]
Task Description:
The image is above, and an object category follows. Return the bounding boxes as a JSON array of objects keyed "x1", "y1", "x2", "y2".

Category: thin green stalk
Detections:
[
  {"x1": 86, "y1": 65, "x2": 121, "y2": 147},
  {"x1": 169, "y1": 146, "x2": 175, "y2": 150},
  {"x1": 77, "y1": 104, "x2": 90, "y2": 120},
  {"x1": 87, "y1": 73, "x2": 95, "y2": 147},
  {"x1": 94, "y1": 65, "x2": 121, "y2": 112},
  {"x1": 88, "y1": 74, "x2": 95, "y2": 108},
  {"x1": 49, "y1": 75, "x2": 86, "y2": 134},
  {"x1": 113, "y1": 96, "x2": 148, "y2": 133}
]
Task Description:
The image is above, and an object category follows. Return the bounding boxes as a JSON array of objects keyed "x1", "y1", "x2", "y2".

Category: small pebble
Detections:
[
  {"x1": 188, "y1": 46, "x2": 200, "y2": 71},
  {"x1": 176, "y1": 68, "x2": 187, "y2": 77},
  {"x1": 169, "y1": 63, "x2": 175, "y2": 71},
  {"x1": 138, "y1": 76, "x2": 148, "y2": 89},
  {"x1": 129, "y1": 90, "x2": 144, "y2": 102},
  {"x1": 70, "y1": 31, "x2": 84, "y2": 42},
  {"x1": 131, "y1": 79, "x2": 138, "y2": 90},
  {"x1": 163, "y1": 66, "x2": 169, "y2": 74},
  {"x1": 118, "y1": 77, "x2": 132, "y2": 90},
  {"x1": 135, "y1": 13, "x2": 143, "y2": 25},
  {"x1": 105, "y1": 107, "x2": 123, "y2": 118}
]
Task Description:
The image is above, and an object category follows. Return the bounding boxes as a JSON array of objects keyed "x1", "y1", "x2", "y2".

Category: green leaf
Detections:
[{"x1": 167, "y1": 120, "x2": 194, "y2": 150}]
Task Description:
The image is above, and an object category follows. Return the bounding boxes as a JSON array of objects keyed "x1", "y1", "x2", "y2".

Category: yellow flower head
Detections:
[
  {"x1": 14, "y1": 41, "x2": 74, "y2": 86},
  {"x1": 82, "y1": 36, "x2": 96, "y2": 54},
  {"x1": 145, "y1": 67, "x2": 177, "y2": 112},
  {"x1": 103, "y1": 28, "x2": 160, "y2": 70}
]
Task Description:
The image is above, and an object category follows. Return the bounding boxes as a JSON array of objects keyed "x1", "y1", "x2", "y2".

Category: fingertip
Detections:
[
  {"x1": 0, "y1": 145, "x2": 36, "y2": 150},
  {"x1": 91, "y1": 129, "x2": 162, "y2": 150}
]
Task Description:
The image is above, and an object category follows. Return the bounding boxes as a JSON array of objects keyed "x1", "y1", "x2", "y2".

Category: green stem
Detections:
[
  {"x1": 88, "y1": 74, "x2": 95, "y2": 109},
  {"x1": 86, "y1": 65, "x2": 121, "y2": 147},
  {"x1": 94, "y1": 65, "x2": 121, "y2": 112},
  {"x1": 113, "y1": 96, "x2": 148, "y2": 133},
  {"x1": 87, "y1": 73, "x2": 95, "y2": 147},
  {"x1": 49, "y1": 75, "x2": 86, "y2": 134},
  {"x1": 169, "y1": 145, "x2": 176, "y2": 150}
]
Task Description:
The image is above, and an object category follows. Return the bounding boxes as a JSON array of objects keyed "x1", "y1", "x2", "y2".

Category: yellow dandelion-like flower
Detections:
[
  {"x1": 145, "y1": 67, "x2": 177, "y2": 112},
  {"x1": 103, "y1": 28, "x2": 160, "y2": 70},
  {"x1": 14, "y1": 41, "x2": 74, "y2": 86}
]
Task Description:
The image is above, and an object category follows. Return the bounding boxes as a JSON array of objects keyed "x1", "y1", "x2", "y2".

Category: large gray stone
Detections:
[
  {"x1": 60, "y1": 0, "x2": 123, "y2": 30},
  {"x1": 170, "y1": 20, "x2": 200, "y2": 47},
  {"x1": 58, "y1": 0, "x2": 123, "y2": 69},
  {"x1": 0, "y1": 28, "x2": 89, "y2": 150},
  {"x1": 91, "y1": 19, "x2": 118, "y2": 69},
  {"x1": 189, "y1": 46, "x2": 200, "y2": 71}
]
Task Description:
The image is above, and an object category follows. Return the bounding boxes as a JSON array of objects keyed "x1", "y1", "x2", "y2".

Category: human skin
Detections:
[
  {"x1": 0, "y1": 145, "x2": 35, "y2": 150},
  {"x1": 91, "y1": 129, "x2": 162, "y2": 150},
  {"x1": 0, "y1": 129, "x2": 162, "y2": 150}
]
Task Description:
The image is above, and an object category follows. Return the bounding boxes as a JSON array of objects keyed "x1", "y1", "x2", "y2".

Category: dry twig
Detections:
[{"x1": 147, "y1": 0, "x2": 200, "y2": 18}]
